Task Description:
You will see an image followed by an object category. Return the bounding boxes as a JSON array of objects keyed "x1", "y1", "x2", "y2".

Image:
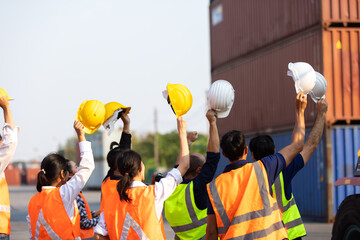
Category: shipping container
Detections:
[
  {"x1": 4, "y1": 168, "x2": 21, "y2": 186},
  {"x1": 212, "y1": 27, "x2": 360, "y2": 135},
  {"x1": 323, "y1": 28, "x2": 360, "y2": 124},
  {"x1": 210, "y1": 0, "x2": 360, "y2": 68},
  {"x1": 331, "y1": 125, "x2": 360, "y2": 216},
  {"x1": 212, "y1": 27, "x2": 321, "y2": 137},
  {"x1": 26, "y1": 168, "x2": 40, "y2": 185}
]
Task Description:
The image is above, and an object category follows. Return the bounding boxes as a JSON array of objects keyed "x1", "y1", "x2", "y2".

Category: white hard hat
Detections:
[
  {"x1": 207, "y1": 80, "x2": 235, "y2": 118},
  {"x1": 309, "y1": 72, "x2": 327, "y2": 103},
  {"x1": 287, "y1": 62, "x2": 316, "y2": 94}
]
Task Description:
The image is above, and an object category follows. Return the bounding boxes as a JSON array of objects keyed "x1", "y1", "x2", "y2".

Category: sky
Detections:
[{"x1": 0, "y1": 0, "x2": 211, "y2": 161}]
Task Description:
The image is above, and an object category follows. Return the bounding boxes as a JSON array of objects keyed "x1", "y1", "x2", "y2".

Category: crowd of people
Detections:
[{"x1": 0, "y1": 88, "x2": 328, "y2": 239}]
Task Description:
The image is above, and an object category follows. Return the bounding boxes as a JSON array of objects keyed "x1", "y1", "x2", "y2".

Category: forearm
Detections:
[
  {"x1": 206, "y1": 214, "x2": 218, "y2": 240},
  {"x1": 122, "y1": 122, "x2": 130, "y2": 134},
  {"x1": 292, "y1": 110, "x2": 305, "y2": 144},
  {"x1": 0, "y1": 125, "x2": 18, "y2": 174},
  {"x1": 301, "y1": 112, "x2": 326, "y2": 164},
  {"x1": 3, "y1": 107, "x2": 14, "y2": 129},
  {"x1": 207, "y1": 122, "x2": 219, "y2": 152},
  {"x1": 176, "y1": 130, "x2": 190, "y2": 175}
]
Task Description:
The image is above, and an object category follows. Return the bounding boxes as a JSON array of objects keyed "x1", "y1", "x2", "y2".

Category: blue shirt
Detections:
[
  {"x1": 181, "y1": 152, "x2": 220, "y2": 210},
  {"x1": 282, "y1": 153, "x2": 305, "y2": 200},
  {"x1": 207, "y1": 153, "x2": 286, "y2": 214}
]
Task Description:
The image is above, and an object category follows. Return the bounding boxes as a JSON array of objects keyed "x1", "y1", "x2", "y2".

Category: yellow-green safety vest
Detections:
[
  {"x1": 272, "y1": 171, "x2": 307, "y2": 240},
  {"x1": 164, "y1": 181, "x2": 207, "y2": 240}
]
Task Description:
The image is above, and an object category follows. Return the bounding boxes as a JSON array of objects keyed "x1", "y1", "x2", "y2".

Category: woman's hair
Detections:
[
  {"x1": 103, "y1": 142, "x2": 122, "y2": 181},
  {"x1": 36, "y1": 153, "x2": 69, "y2": 192},
  {"x1": 116, "y1": 150, "x2": 142, "y2": 203}
]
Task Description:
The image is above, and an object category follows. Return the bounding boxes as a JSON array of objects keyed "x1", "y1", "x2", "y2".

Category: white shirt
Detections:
[
  {"x1": 0, "y1": 124, "x2": 18, "y2": 178},
  {"x1": 26, "y1": 141, "x2": 94, "y2": 239},
  {"x1": 94, "y1": 168, "x2": 182, "y2": 236}
]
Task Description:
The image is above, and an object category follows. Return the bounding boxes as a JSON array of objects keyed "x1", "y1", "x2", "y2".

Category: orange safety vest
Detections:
[
  {"x1": 28, "y1": 188, "x2": 81, "y2": 240},
  {"x1": 104, "y1": 185, "x2": 166, "y2": 240},
  {"x1": 78, "y1": 192, "x2": 94, "y2": 239},
  {"x1": 100, "y1": 178, "x2": 120, "y2": 212},
  {"x1": 207, "y1": 161, "x2": 288, "y2": 240},
  {"x1": 0, "y1": 176, "x2": 10, "y2": 235}
]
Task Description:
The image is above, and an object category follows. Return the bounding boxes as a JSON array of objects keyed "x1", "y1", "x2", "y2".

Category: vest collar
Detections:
[{"x1": 223, "y1": 159, "x2": 253, "y2": 173}]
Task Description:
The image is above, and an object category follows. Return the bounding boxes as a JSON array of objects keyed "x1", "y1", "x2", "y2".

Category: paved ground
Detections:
[{"x1": 9, "y1": 186, "x2": 333, "y2": 239}]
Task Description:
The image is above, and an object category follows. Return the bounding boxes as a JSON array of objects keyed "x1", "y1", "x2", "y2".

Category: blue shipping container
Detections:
[{"x1": 332, "y1": 126, "x2": 360, "y2": 215}]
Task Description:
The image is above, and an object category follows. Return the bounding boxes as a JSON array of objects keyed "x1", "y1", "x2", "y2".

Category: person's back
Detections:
[
  {"x1": 165, "y1": 110, "x2": 221, "y2": 240},
  {"x1": 206, "y1": 93, "x2": 308, "y2": 240}
]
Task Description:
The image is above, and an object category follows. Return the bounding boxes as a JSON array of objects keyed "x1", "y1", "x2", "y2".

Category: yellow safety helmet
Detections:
[
  {"x1": 166, "y1": 83, "x2": 193, "y2": 117},
  {"x1": 0, "y1": 88, "x2": 14, "y2": 101},
  {"x1": 75, "y1": 100, "x2": 105, "y2": 134},
  {"x1": 103, "y1": 102, "x2": 131, "y2": 134}
]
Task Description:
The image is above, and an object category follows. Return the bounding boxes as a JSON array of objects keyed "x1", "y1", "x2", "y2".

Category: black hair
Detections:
[
  {"x1": 116, "y1": 150, "x2": 142, "y2": 203},
  {"x1": 184, "y1": 154, "x2": 205, "y2": 177},
  {"x1": 103, "y1": 142, "x2": 122, "y2": 181},
  {"x1": 66, "y1": 160, "x2": 76, "y2": 175},
  {"x1": 36, "y1": 153, "x2": 69, "y2": 192},
  {"x1": 220, "y1": 130, "x2": 246, "y2": 161},
  {"x1": 249, "y1": 135, "x2": 275, "y2": 160}
]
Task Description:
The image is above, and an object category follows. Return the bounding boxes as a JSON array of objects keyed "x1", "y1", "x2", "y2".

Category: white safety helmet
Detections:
[
  {"x1": 309, "y1": 72, "x2": 327, "y2": 103},
  {"x1": 207, "y1": 80, "x2": 235, "y2": 118},
  {"x1": 287, "y1": 62, "x2": 316, "y2": 94}
]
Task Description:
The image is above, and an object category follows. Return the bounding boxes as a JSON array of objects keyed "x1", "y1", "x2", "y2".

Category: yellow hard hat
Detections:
[
  {"x1": 166, "y1": 83, "x2": 193, "y2": 117},
  {"x1": 75, "y1": 100, "x2": 106, "y2": 134},
  {"x1": 104, "y1": 102, "x2": 131, "y2": 123},
  {"x1": 103, "y1": 102, "x2": 131, "y2": 134},
  {"x1": 0, "y1": 88, "x2": 14, "y2": 101}
]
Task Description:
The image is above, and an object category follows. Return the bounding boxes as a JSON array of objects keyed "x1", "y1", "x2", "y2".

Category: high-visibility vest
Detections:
[
  {"x1": 100, "y1": 178, "x2": 119, "y2": 212},
  {"x1": 78, "y1": 192, "x2": 94, "y2": 240},
  {"x1": 164, "y1": 181, "x2": 207, "y2": 240},
  {"x1": 104, "y1": 185, "x2": 166, "y2": 240},
  {"x1": 28, "y1": 188, "x2": 81, "y2": 240},
  {"x1": 207, "y1": 161, "x2": 288, "y2": 240},
  {"x1": 0, "y1": 176, "x2": 10, "y2": 235},
  {"x1": 272, "y1": 172, "x2": 306, "y2": 240}
]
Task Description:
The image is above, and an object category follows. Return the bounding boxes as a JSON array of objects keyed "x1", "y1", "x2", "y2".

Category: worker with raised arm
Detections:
[
  {"x1": 206, "y1": 92, "x2": 307, "y2": 240},
  {"x1": 249, "y1": 98, "x2": 328, "y2": 240},
  {"x1": 164, "y1": 109, "x2": 221, "y2": 239},
  {"x1": 0, "y1": 93, "x2": 18, "y2": 240}
]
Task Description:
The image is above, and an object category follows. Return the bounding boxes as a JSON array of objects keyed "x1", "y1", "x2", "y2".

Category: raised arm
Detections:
[
  {"x1": 0, "y1": 96, "x2": 14, "y2": 129},
  {"x1": 176, "y1": 116, "x2": 190, "y2": 176},
  {"x1": 119, "y1": 113, "x2": 131, "y2": 150},
  {"x1": 187, "y1": 131, "x2": 198, "y2": 150},
  {"x1": 279, "y1": 92, "x2": 306, "y2": 166},
  {"x1": 60, "y1": 121, "x2": 94, "y2": 210},
  {"x1": 206, "y1": 110, "x2": 219, "y2": 153},
  {"x1": 0, "y1": 96, "x2": 17, "y2": 175},
  {"x1": 301, "y1": 99, "x2": 328, "y2": 164}
]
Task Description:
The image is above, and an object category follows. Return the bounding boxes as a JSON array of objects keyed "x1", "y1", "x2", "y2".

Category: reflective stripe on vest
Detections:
[
  {"x1": 170, "y1": 183, "x2": 207, "y2": 234},
  {"x1": 35, "y1": 209, "x2": 61, "y2": 240},
  {"x1": 0, "y1": 205, "x2": 10, "y2": 213},
  {"x1": 272, "y1": 172, "x2": 306, "y2": 239},
  {"x1": 164, "y1": 182, "x2": 207, "y2": 239},
  {"x1": 208, "y1": 161, "x2": 287, "y2": 239},
  {"x1": 120, "y1": 212, "x2": 150, "y2": 240},
  {"x1": 0, "y1": 176, "x2": 10, "y2": 235}
]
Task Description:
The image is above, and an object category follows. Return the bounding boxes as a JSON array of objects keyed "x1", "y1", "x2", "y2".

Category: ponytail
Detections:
[
  {"x1": 36, "y1": 170, "x2": 50, "y2": 192},
  {"x1": 104, "y1": 142, "x2": 122, "y2": 182},
  {"x1": 116, "y1": 150, "x2": 142, "y2": 203},
  {"x1": 36, "y1": 153, "x2": 68, "y2": 192}
]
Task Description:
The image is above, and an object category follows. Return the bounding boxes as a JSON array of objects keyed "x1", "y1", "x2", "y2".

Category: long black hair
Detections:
[
  {"x1": 103, "y1": 142, "x2": 123, "y2": 181},
  {"x1": 116, "y1": 150, "x2": 142, "y2": 203},
  {"x1": 36, "y1": 154, "x2": 69, "y2": 192}
]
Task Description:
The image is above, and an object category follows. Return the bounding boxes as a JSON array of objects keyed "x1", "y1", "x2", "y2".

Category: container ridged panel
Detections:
[
  {"x1": 331, "y1": 126, "x2": 360, "y2": 215},
  {"x1": 323, "y1": 28, "x2": 360, "y2": 124},
  {"x1": 210, "y1": 0, "x2": 321, "y2": 68},
  {"x1": 322, "y1": 0, "x2": 360, "y2": 24},
  {"x1": 212, "y1": 29, "x2": 321, "y2": 136}
]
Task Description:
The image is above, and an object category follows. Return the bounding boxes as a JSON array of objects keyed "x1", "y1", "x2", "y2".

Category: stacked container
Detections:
[{"x1": 210, "y1": 0, "x2": 360, "y2": 222}]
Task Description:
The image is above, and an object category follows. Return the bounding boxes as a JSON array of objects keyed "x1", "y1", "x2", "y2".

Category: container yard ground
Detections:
[{"x1": 9, "y1": 186, "x2": 332, "y2": 240}]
